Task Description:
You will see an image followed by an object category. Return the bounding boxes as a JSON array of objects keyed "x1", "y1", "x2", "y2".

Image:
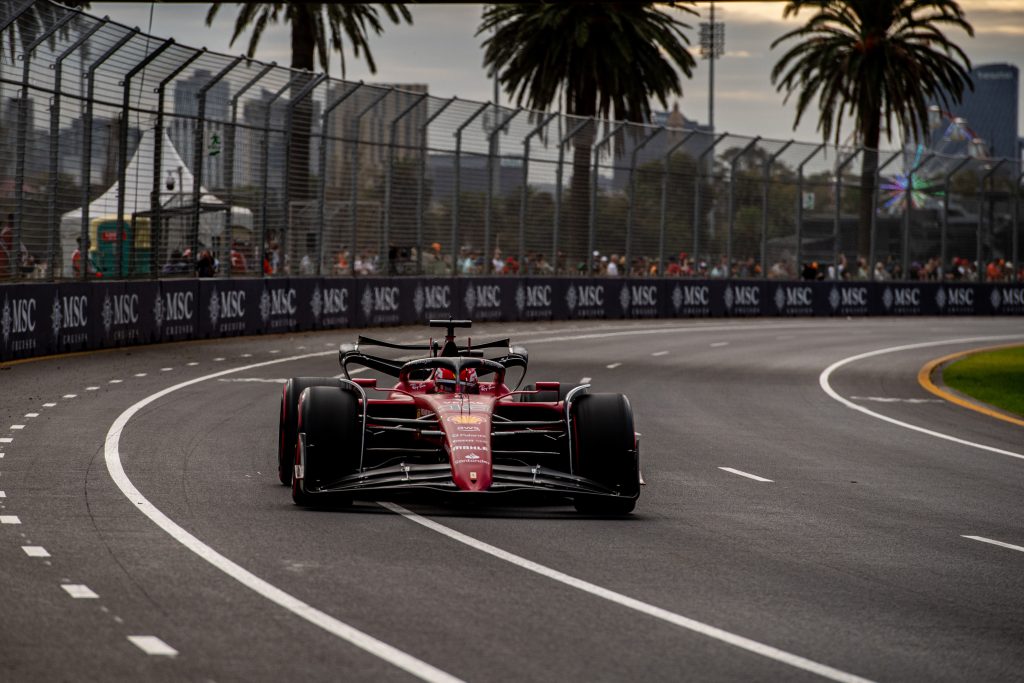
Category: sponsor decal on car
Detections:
[{"x1": 449, "y1": 415, "x2": 483, "y2": 425}]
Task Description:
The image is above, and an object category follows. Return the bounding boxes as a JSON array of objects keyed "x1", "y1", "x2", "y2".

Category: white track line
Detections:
[
  {"x1": 710, "y1": 341, "x2": 729, "y2": 348},
  {"x1": 128, "y1": 636, "x2": 178, "y2": 656},
  {"x1": 962, "y1": 535, "x2": 1024, "y2": 554},
  {"x1": 651, "y1": 351, "x2": 669, "y2": 356},
  {"x1": 381, "y1": 502, "x2": 871, "y2": 683},
  {"x1": 24, "y1": 413, "x2": 38, "y2": 418},
  {"x1": 606, "y1": 362, "x2": 622, "y2": 369},
  {"x1": 86, "y1": 386, "x2": 99, "y2": 391},
  {"x1": 1, "y1": 515, "x2": 20, "y2": 524},
  {"x1": 718, "y1": 467, "x2": 774, "y2": 482},
  {"x1": 104, "y1": 350, "x2": 462, "y2": 683},
  {"x1": 10, "y1": 424, "x2": 25, "y2": 430},
  {"x1": 22, "y1": 545, "x2": 49, "y2": 557},
  {"x1": 579, "y1": 376, "x2": 592, "y2": 383},
  {"x1": 0, "y1": 437, "x2": 12, "y2": 444},
  {"x1": 819, "y1": 335, "x2": 1024, "y2": 461},
  {"x1": 62, "y1": 394, "x2": 76, "y2": 399},
  {"x1": 43, "y1": 402, "x2": 56, "y2": 407},
  {"x1": 62, "y1": 584, "x2": 98, "y2": 599},
  {"x1": 0, "y1": 490, "x2": 5, "y2": 496}
]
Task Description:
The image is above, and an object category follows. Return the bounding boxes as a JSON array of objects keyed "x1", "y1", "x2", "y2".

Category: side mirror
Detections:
[{"x1": 510, "y1": 345, "x2": 528, "y2": 363}]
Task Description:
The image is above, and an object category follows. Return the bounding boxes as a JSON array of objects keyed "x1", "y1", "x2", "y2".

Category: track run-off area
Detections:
[{"x1": 1, "y1": 317, "x2": 1022, "y2": 682}]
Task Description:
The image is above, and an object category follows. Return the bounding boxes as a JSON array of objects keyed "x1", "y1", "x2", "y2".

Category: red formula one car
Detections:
[{"x1": 278, "y1": 320, "x2": 641, "y2": 514}]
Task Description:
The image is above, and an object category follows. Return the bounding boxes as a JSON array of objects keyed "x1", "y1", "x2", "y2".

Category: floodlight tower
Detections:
[{"x1": 700, "y1": 2, "x2": 725, "y2": 131}]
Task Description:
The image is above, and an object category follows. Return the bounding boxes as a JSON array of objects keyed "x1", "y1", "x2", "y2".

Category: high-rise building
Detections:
[{"x1": 925, "y1": 63, "x2": 1019, "y2": 162}]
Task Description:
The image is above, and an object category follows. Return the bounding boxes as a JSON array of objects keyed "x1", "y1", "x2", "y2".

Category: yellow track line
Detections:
[{"x1": 918, "y1": 343, "x2": 1024, "y2": 428}]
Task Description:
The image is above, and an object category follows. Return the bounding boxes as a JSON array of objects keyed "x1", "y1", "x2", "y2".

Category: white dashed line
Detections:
[
  {"x1": 62, "y1": 394, "x2": 76, "y2": 399},
  {"x1": 269, "y1": 349, "x2": 281, "y2": 354},
  {"x1": 297, "y1": 346, "x2": 307, "y2": 350},
  {"x1": 606, "y1": 363, "x2": 622, "y2": 369},
  {"x1": 128, "y1": 636, "x2": 178, "y2": 656},
  {"x1": 579, "y1": 376, "x2": 592, "y2": 383},
  {"x1": 134, "y1": 373, "x2": 147, "y2": 377},
  {"x1": 86, "y1": 386, "x2": 99, "y2": 391},
  {"x1": 22, "y1": 546, "x2": 49, "y2": 557},
  {"x1": 850, "y1": 396, "x2": 944, "y2": 404},
  {"x1": 651, "y1": 351, "x2": 669, "y2": 356},
  {"x1": 187, "y1": 362, "x2": 199, "y2": 366},
  {"x1": 0, "y1": 453, "x2": 4, "y2": 458},
  {"x1": 24, "y1": 413, "x2": 39, "y2": 418},
  {"x1": 161, "y1": 368, "x2": 173, "y2": 372},
  {"x1": 10, "y1": 425, "x2": 25, "y2": 430},
  {"x1": 0, "y1": 438, "x2": 12, "y2": 443},
  {"x1": 1, "y1": 515, "x2": 22, "y2": 524},
  {"x1": 43, "y1": 403, "x2": 56, "y2": 407},
  {"x1": 710, "y1": 341, "x2": 730, "y2": 348},
  {"x1": 240, "y1": 353, "x2": 252, "y2": 358},
  {"x1": 214, "y1": 358, "x2": 225, "y2": 362},
  {"x1": 109, "y1": 379, "x2": 123, "y2": 384},
  {"x1": 963, "y1": 535, "x2": 1024, "y2": 554},
  {"x1": 62, "y1": 584, "x2": 98, "y2": 599},
  {"x1": 0, "y1": 490, "x2": 5, "y2": 497},
  {"x1": 719, "y1": 467, "x2": 774, "y2": 482}
]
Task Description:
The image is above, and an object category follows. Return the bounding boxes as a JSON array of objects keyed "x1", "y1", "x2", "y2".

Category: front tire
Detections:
[
  {"x1": 278, "y1": 377, "x2": 340, "y2": 485},
  {"x1": 572, "y1": 393, "x2": 640, "y2": 515},
  {"x1": 292, "y1": 386, "x2": 361, "y2": 507}
]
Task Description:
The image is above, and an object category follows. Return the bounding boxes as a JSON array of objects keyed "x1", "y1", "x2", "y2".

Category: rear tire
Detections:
[
  {"x1": 520, "y1": 382, "x2": 582, "y2": 403},
  {"x1": 292, "y1": 386, "x2": 361, "y2": 507},
  {"x1": 571, "y1": 393, "x2": 639, "y2": 515},
  {"x1": 279, "y1": 377, "x2": 339, "y2": 485}
]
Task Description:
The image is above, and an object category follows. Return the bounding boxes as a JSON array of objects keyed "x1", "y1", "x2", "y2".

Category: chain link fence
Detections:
[{"x1": 2, "y1": 0, "x2": 1021, "y2": 284}]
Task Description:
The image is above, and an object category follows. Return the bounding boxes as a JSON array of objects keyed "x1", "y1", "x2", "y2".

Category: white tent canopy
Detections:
[{"x1": 59, "y1": 129, "x2": 253, "y2": 275}]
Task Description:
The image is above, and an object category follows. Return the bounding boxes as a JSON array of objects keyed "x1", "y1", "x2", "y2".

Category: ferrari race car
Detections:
[{"x1": 278, "y1": 320, "x2": 641, "y2": 514}]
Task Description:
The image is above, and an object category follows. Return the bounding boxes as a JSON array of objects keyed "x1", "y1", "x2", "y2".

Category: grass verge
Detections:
[{"x1": 943, "y1": 345, "x2": 1024, "y2": 418}]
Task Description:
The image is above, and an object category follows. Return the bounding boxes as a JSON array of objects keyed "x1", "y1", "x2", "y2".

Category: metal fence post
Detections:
[
  {"x1": 519, "y1": 112, "x2": 557, "y2": 274},
  {"x1": 761, "y1": 140, "x2": 792, "y2": 277},
  {"x1": 727, "y1": 136, "x2": 760, "y2": 275},
  {"x1": 694, "y1": 132, "x2": 727, "y2": 266},
  {"x1": 795, "y1": 143, "x2": 824, "y2": 277},
  {"x1": 116, "y1": 38, "x2": 174, "y2": 279},
  {"x1": 658, "y1": 130, "x2": 698, "y2": 277},
  {"x1": 190, "y1": 55, "x2": 244, "y2": 268},
  {"x1": 625, "y1": 126, "x2": 664, "y2": 276},
  {"x1": 414, "y1": 97, "x2": 456, "y2": 275},
  {"x1": 316, "y1": 81, "x2": 365, "y2": 275},
  {"x1": 349, "y1": 87, "x2": 393, "y2": 277},
  {"x1": 382, "y1": 92, "x2": 427, "y2": 275},
  {"x1": 39, "y1": 10, "x2": 94, "y2": 281},
  {"x1": 1015, "y1": 171, "x2": 1024, "y2": 282},
  {"x1": 589, "y1": 121, "x2": 626, "y2": 270},
  {"x1": 940, "y1": 156, "x2": 971, "y2": 277},
  {"x1": 902, "y1": 152, "x2": 933, "y2": 280},
  {"x1": 14, "y1": 11, "x2": 75, "y2": 279},
  {"x1": 868, "y1": 151, "x2": 901, "y2": 277},
  {"x1": 152, "y1": 47, "x2": 204, "y2": 278},
  {"x1": 223, "y1": 62, "x2": 275, "y2": 279},
  {"x1": 978, "y1": 159, "x2": 1008, "y2": 282},
  {"x1": 259, "y1": 75, "x2": 300, "y2": 277},
  {"x1": 451, "y1": 102, "x2": 490, "y2": 276},
  {"x1": 79, "y1": 26, "x2": 139, "y2": 281},
  {"x1": 484, "y1": 108, "x2": 521, "y2": 274},
  {"x1": 832, "y1": 148, "x2": 859, "y2": 280},
  {"x1": 553, "y1": 117, "x2": 593, "y2": 274},
  {"x1": 280, "y1": 71, "x2": 326, "y2": 274},
  {"x1": 0, "y1": 2, "x2": 35, "y2": 34}
]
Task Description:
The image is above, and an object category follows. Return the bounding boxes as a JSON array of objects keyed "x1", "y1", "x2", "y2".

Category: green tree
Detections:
[
  {"x1": 771, "y1": 0, "x2": 973, "y2": 258},
  {"x1": 478, "y1": 3, "x2": 696, "y2": 268}
]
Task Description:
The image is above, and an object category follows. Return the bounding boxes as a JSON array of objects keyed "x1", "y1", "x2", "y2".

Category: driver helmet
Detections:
[{"x1": 432, "y1": 367, "x2": 479, "y2": 393}]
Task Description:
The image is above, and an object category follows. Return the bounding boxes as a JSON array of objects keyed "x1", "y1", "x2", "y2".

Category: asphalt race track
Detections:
[{"x1": 1, "y1": 317, "x2": 1022, "y2": 682}]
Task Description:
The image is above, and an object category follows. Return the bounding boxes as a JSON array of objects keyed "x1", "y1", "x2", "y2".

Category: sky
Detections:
[{"x1": 90, "y1": 1, "x2": 1024, "y2": 148}]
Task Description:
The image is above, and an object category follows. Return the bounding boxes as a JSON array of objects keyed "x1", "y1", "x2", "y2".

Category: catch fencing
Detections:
[{"x1": 1, "y1": 0, "x2": 1022, "y2": 286}]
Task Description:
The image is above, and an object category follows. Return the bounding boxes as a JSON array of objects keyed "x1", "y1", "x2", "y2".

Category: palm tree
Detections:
[
  {"x1": 204, "y1": 1, "x2": 412, "y2": 232},
  {"x1": 478, "y1": 3, "x2": 696, "y2": 265},
  {"x1": 771, "y1": 0, "x2": 973, "y2": 260}
]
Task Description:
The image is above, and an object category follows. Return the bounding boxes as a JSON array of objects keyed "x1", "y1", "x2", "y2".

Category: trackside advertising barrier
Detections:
[{"x1": 2, "y1": 278, "x2": 1023, "y2": 362}]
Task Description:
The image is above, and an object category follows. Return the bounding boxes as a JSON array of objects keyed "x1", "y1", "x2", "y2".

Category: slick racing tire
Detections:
[
  {"x1": 279, "y1": 377, "x2": 339, "y2": 485},
  {"x1": 571, "y1": 393, "x2": 640, "y2": 515},
  {"x1": 520, "y1": 382, "x2": 582, "y2": 403},
  {"x1": 292, "y1": 386, "x2": 361, "y2": 507}
]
